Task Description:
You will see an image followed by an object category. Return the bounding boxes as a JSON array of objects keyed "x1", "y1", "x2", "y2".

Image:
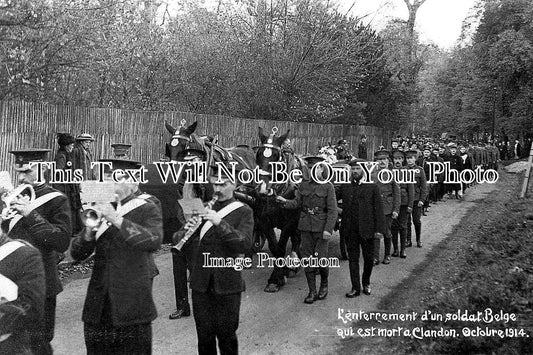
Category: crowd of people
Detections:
[{"x1": 0, "y1": 130, "x2": 518, "y2": 355}]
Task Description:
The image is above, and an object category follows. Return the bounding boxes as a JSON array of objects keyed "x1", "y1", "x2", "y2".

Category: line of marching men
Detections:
[{"x1": 1, "y1": 138, "x2": 497, "y2": 355}]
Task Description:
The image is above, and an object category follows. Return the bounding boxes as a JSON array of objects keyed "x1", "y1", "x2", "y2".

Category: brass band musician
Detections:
[
  {"x1": 71, "y1": 159, "x2": 163, "y2": 355},
  {"x1": 1, "y1": 149, "x2": 71, "y2": 355}
]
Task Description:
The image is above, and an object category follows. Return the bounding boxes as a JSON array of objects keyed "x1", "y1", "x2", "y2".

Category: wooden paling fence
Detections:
[{"x1": 0, "y1": 100, "x2": 391, "y2": 180}]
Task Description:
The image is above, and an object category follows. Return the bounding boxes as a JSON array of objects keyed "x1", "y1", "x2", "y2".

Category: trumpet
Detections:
[
  {"x1": 81, "y1": 208, "x2": 105, "y2": 229},
  {"x1": 172, "y1": 195, "x2": 219, "y2": 252},
  {"x1": 1, "y1": 184, "x2": 35, "y2": 220}
]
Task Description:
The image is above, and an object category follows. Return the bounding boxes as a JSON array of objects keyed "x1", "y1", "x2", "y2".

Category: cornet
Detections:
[
  {"x1": 81, "y1": 208, "x2": 104, "y2": 229},
  {"x1": 0, "y1": 184, "x2": 35, "y2": 220}
]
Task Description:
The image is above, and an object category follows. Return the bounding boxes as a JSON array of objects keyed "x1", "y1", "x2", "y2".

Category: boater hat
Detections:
[
  {"x1": 10, "y1": 149, "x2": 51, "y2": 172},
  {"x1": 76, "y1": 133, "x2": 95, "y2": 141}
]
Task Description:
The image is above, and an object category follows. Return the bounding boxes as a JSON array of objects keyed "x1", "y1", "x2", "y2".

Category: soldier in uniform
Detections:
[
  {"x1": 277, "y1": 156, "x2": 337, "y2": 304},
  {"x1": 372, "y1": 150, "x2": 400, "y2": 265},
  {"x1": 405, "y1": 150, "x2": 427, "y2": 248},
  {"x1": 445, "y1": 144, "x2": 463, "y2": 198},
  {"x1": 0, "y1": 225, "x2": 46, "y2": 355},
  {"x1": 173, "y1": 162, "x2": 253, "y2": 355},
  {"x1": 2, "y1": 149, "x2": 71, "y2": 355},
  {"x1": 459, "y1": 145, "x2": 473, "y2": 194},
  {"x1": 337, "y1": 158, "x2": 385, "y2": 297},
  {"x1": 431, "y1": 146, "x2": 445, "y2": 202},
  {"x1": 71, "y1": 159, "x2": 163, "y2": 354},
  {"x1": 416, "y1": 146, "x2": 433, "y2": 214},
  {"x1": 390, "y1": 151, "x2": 414, "y2": 258}
]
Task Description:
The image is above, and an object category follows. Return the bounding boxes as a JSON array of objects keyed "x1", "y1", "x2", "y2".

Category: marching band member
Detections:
[
  {"x1": 2, "y1": 149, "x2": 71, "y2": 355},
  {"x1": 71, "y1": 159, "x2": 163, "y2": 355},
  {"x1": 170, "y1": 148, "x2": 213, "y2": 320},
  {"x1": 0, "y1": 222, "x2": 46, "y2": 354},
  {"x1": 173, "y1": 162, "x2": 253, "y2": 355}
]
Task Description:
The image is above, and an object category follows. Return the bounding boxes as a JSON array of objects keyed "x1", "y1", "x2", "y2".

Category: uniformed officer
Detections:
[
  {"x1": 173, "y1": 162, "x2": 253, "y2": 355},
  {"x1": 372, "y1": 150, "x2": 400, "y2": 265},
  {"x1": 2, "y1": 149, "x2": 71, "y2": 355},
  {"x1": 390, "y1": 151, "x2": 414, "y2": 258},
  {"x1": 405, "y1": 150, "x2": 427, "y2": 248},
  {"x1": 277, "y1": 156, "x2": 337, "y2": 304},
  {"x1": 71, "y1": 159, "x2": 163, "y2": 354}
]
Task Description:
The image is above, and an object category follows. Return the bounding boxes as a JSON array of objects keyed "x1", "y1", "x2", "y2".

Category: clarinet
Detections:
[{"x1": 173, "y1": 195, "x2": 219, "y2": 252}]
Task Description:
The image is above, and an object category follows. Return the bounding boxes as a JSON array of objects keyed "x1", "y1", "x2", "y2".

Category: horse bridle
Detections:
[
  {"x1": 170, "y1": 119, "x2": 192, "y2": 147},
  {"x1": 260, "y1": 127, "x2": 283, "y2": 161}
]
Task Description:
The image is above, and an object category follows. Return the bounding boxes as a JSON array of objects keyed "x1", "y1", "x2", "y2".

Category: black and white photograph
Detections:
[{"x1": 1, "y1": 0, "x2": 532, "y2": 354}]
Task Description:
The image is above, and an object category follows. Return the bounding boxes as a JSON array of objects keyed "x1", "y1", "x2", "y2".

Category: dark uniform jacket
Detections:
[
  {"x1": 3, "y1": 184, "x2": 71, "y2": 297},
  {"x1": 373, "y1": 170, "x2": 400, "y2": 216},
  {"x1": 0, "y1": 239, "x2": 45, "y2": 354},
  {"x1": 337, "y1": 180, "x2": 386, "y2": 244},
  {"x1": 174, "y1": 197, "x2": 253, "y2": 295},
  {"x1": 393, "y1": 167, "x2": 415, "y2": 208},
  {"x1": 446, "y1": 153, "x2": 463, "y2": 171},
  {"x1": 71, "y1": 192, "x2": 163, "y2": 327},
  {"x1": 407, "y1": 164, "x2": 428, "y2": 202},
  {"x1": 284, "y1": 181, "x2": 337, "y2": 234}
]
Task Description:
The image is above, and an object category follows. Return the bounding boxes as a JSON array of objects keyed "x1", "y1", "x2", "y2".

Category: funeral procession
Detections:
[{"x1": 0, "y1": 0, "x2": 532, "y2": 355}]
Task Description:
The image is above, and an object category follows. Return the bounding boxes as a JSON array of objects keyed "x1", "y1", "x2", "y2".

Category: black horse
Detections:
[{"x1": 254, "y1": 127, "x2": 304, "y2": 292}]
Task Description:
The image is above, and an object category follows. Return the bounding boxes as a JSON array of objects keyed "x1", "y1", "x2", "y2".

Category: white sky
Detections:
[{"x1": 338, "y1": 0, "x2": 479, "y2": 48}]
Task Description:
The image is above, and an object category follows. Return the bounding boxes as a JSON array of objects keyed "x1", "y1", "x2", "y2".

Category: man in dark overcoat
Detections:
[
  {"x1": 372, "y1": 150, "x2": 400, "y2": 265},
  {"x1": 174, "y1": 163, "x2": 253, "y2": 355},
  {"x1": 444, "y1": 144, "x2": 463, "y2": 198},
  {"x1": 71, "y1": 159, "x2": 163, "y2": 354},
  {"x1": 337, "y1": 159, "x2": 386, "y2": 297},
  {"x1": 3, "y1": 149, "x2": 71, "y2": 355},
  {"x1": 405, "y1": 150, "x2": 428, "y2": 248}
]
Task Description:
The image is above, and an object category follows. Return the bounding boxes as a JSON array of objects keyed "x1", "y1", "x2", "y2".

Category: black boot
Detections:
[
  {"x1": 169, "y1": 298, "x2": 191, "y2": 319},
  {"x1": 318, "y1": 268, "x2": 329, "y2": 300},
  {"x1": 304, "y1": 271, "x2": 318, "y2": 304}
]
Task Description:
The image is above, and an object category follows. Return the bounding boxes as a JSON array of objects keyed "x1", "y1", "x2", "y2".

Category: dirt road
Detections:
[{"x1": 52, "y1": 181, "x2": 498, "y2": 354}]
